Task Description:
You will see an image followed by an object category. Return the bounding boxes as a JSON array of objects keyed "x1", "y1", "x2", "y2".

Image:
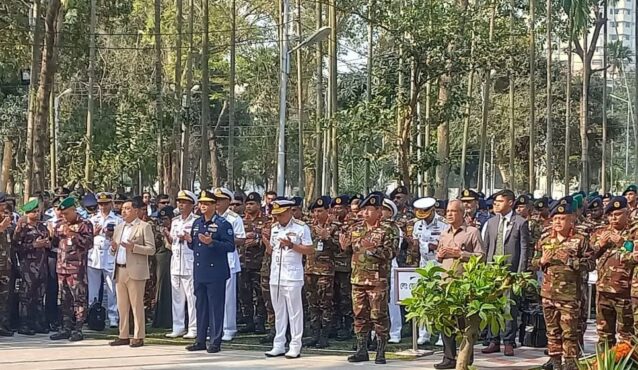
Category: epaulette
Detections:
[
  {"x1": 292, "y1": 218, "x2": 306, "y2": 226},
  {"x1": 226, "y1": 210, "x2": 239, "y2": 218},
  {"x1": 171, "y1": 215, "x2": 180, "y2": 222}
]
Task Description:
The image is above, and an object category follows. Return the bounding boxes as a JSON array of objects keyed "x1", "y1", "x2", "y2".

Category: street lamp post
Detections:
[
  {"x1": 276, "y1": 18, "x2": 331, "y2": 196},
  {"x1": 52, "y1": 88, "x2": 73, "y2": 189}
]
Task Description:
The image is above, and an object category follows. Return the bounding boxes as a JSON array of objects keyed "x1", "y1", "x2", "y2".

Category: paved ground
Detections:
[{"x1": 0, "y1": 325, "x2": 598, "y2": 370}]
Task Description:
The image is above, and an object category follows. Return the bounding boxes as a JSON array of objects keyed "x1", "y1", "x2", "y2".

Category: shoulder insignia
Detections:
[
  {"x1": 293, "y1": 218, "x2": 306, "y2": 226},
  {"x1": 227, "y1": 210, "x2": 239, "y2": 218}
]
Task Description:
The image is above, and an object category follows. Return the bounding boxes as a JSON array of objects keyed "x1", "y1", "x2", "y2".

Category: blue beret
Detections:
[{"x1": 605, "y1": 196, "x2": 628, "y2": 214}]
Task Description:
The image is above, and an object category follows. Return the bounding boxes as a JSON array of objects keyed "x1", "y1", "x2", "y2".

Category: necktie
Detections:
[{"x1": 495, "y1": 216, "x2": 505, "y2": 256}]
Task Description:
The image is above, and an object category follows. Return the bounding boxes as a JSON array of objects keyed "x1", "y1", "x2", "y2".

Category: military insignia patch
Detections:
[
  {"x1": 614, "y1": 201, "x2": 621, "y2": 208},
  {"x1": 336, "y1": 198, "x2": 342, "y2": 204},
  {"x1": 227, "y1": 228, "x2": 233, "y2": 236},
  {"x1": 370, "y1": 198, "x2": 376, "y2": 205}
]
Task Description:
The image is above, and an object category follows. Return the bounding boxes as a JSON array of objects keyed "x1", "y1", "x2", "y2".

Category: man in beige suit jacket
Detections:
[{"x1": 108, "y1": 196, "x2": 155, "y2": 347}]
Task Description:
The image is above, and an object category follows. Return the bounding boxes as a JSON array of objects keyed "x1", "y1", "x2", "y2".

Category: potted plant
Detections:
[{"x1": 403, "y1": 255, "x2": 537, "y2": 370}]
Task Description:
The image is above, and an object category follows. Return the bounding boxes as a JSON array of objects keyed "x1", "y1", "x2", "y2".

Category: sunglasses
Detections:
[
  {"x1": 230, "y1": 203, "x2": 242, "y2": 207},
  {"x1": 159, "y1": 201, "x2": 170, "y2": 205}
]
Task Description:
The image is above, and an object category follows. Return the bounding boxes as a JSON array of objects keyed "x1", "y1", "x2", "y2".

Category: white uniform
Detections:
[
  {"x1": 268, "y1": 218, "x2": 312, "y2": 356},
  {"x1": 169, "y1": 213, "x2": 197, "y2": 336},
  {"x1": 413, "y1": 214, "x2": 448, "y2": 343},
  {"x1": 220, "y1": 209, "x2": 245, "y2": 339},
  {"x1": 88, "y1": 211, "x2": 122, "y2": 325},
  {"x1": 389, "y1": 227, "x2": 404, "y2": 342}
]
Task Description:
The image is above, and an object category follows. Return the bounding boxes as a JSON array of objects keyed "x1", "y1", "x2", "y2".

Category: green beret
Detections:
[
  {"x1": 58, "y1": 197, "x2": 77, "y2": 211},
  {"x1": 22, "y1": 199, "x2": 39, "y2": 213},
  {"x1": 572, "y1": 194, "x2": 584, "y2": 209}
]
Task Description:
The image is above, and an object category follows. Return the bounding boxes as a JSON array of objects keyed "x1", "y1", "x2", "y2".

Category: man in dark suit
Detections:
[
  {"x1": 481, "y1": 189, "x2": 530, "y2": 356},
  {"x1": 185, "y1": 190, "x2": 235, "y2": 353}
]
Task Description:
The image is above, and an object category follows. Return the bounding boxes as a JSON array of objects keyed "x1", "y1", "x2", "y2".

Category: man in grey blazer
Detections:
[{"x1": 481, "y1": 189, "x2": 530, "y2": 357}]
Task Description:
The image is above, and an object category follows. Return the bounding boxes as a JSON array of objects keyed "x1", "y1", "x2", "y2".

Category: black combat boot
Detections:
[
  {"x1": 18, "y1": 325, "x2": 35, "y2": 336},
  {"x1": 347, "y1": 333, "x2": 370, "y2": 363},
  {"x1": 540, "y1": 357, "x2": 554, "y2": 370},
  {"x1": 375, "y1": 337, "x2": 387, "y2": 364},
  {"x1": 50, "y1": 330, "x2": 71, "y2": 340},
  {"x1": 563, "y1": 358, "x2": 577, "y2": 370},
  {"x1": 544, "y1": 356, "x2": 562, "y2": 370},
  {"x1": 368, "y1": 332, "x2": 378, "y2": 351},
  {"x1": 303, "y1": 329, "x2": 319, "y2": 347},
  {"x1": 316, "y1": 330, "x2": 329, "y2": 349},
  {"x1": 69, "y1": 330, "x2": 84, "y2": 342}
]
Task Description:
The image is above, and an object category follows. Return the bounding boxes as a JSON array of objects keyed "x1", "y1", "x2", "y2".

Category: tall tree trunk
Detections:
[
  {"x1": 634, "y1": 0, "x2": 638, "y2": 182},
  {"x1": 328, "y1": 0, "x2": 338, "y2": 195},
  {"x1": 565, "y1": 12, "x2": 572, "y2": 196},
  {"x1": 171, "y1": 0, "x2": 183, "y2": 197},
  {"x1": 312, "y1": 0, "x2": 323, "y2": 200},
  {"x1": 228, "y1": 0, "x2": 236, "y2": 188},
  {"x1": 24, "y1": 0, "x2": 43, "y2": 200},
  {"x1": 84, "y1": 0, "x2": 96, "y2": 187},
  {"x1": 601, "y1": 0, "x2": 608, "y2": 192},
  {"x1": 296, "y1": 0, "x2": 304, "y2": 198},
  {"x1": 435, "y1": 71, "x2": 451, "y2": 199},
  {"x1": 364, "y1": 0, "x2": 373, "y2": 194},
  {"x1": 209, "y1": 101, "x2": 227, "y2": 188},
  {"x1": 508, "y1": 0, "x2": 515, "y2": 190},
  {"x1": 32, "y1": 0, "x2": 63, "y2": 193},
  {"x1": 181, "y1": 0, "x2": 195, "y2": 189},
  {"x1": 477, "y1": 4, "x2": 495, "y2": 193},
  {"x1": 545, "y1": 0, "x2": 552, "y2": 196},
  {"x1": 580, "y1": 33, "x2": 590, "y2": 192},
  {"x1": 460, "y1": 69, "x2": 474, "y2": 190},
  {"x1": 154, "y1": 0, "x2": 164, "y2": 193},
  {"x1": 528, "y1": 0, "x2": 536, "y2": 194},
  {"x1": 200, "y1": 0, "x2": 210, "y2": 188},
  {"x1": 1, "y1": 139, "x2": 13, "y2": 193}
]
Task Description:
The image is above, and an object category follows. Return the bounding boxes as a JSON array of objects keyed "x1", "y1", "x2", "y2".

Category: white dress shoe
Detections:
[
  {"x1": 285, "y1": 349, "x2": 301, "y2": 359},
  {"x1": 166, "y1": 331, "x2": 187, "y2": 338},
  {"x1": 183, "y1": 332, "x2": 197, "y2": 339},
  {"x1": 389, "y1": 337, "x2": 401, "y2": 344},
  {"x1": 265, "y1": 348, "x2": 286, "y2": 357},
  {"x1": 222, "y1": 334, "x2": 234, "y2": 341},
  {"x1": 417, "y1": 336, "x2": 429, "y2": 345}
]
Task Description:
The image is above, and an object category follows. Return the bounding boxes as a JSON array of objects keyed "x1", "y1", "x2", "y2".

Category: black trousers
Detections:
[
  {"x1": 45, "y1": 255, "x2": 59, "y2": 326},
  {"x1": 195, "y1": 280, "x2": 227, "y2": 347}
]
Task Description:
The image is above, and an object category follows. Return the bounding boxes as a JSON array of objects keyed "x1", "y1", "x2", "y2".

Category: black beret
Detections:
[
  {"x1": 246, "y1": 192, "x2": 262, "y2": 203},
  {"x1": 310, "y1": 196, "x2": 331, "y2": 210},
  {"x1": 535, "y1": 197, "x2": 549, "y2": 210},
  {"x1": 331, "y1": 195, "x2": 349, "y2": 207},
  {"x1": 515, "y1": 194, "x2": 530, "y2": 207},
  {"x1": 550, "y1": 203, "x2": 573, "y2": 217},
  {"x1": 588, "y1": 197, "x2": 602, "y2": 210},
  {"x1": 159, "y1": 206, "x2": 175, "y2": 218},
  {"x1": 361, "y1": 193, "x2": 384, "y2": 208},
  {"x1": 605, "y1": 196, "x2": 628, "y2": 214},
  {"x1": 435, "y1": 199, "x2": 448, "y2": 209},
  {"x1": 389, "y1": 186, "x2": 408, "y2": 198}
]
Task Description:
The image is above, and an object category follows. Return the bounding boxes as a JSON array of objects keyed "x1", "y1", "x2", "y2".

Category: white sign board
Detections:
[{"x1": 394, "y1": 267, "x2": 421, "y2": 305}]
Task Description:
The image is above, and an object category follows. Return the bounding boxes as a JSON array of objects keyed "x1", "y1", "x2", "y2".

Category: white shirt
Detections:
[
  {"x1": 413, "y1": 214, "x2": 448, "y2": 266},
  {"x1": 220, "y1": 209, "x2": 246, "y2": 274},
  {"x1": 170, "y1": 213, "x2": 196, "y2": 276},
  {"x1": 89, "y1": 211, "x2": 123, "y2": 270},
  {"x1": 269, "y1": 218, "x2": 312, "y2": 287},
  {"x1": 116, "y1": 220, "x2": 137, "y2": 265}
]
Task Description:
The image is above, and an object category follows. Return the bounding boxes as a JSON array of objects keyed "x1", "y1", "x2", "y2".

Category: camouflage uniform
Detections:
[
  {"x1": 304, "y1": 220, "x2": 340, "y2": 346},
  {"x1": 394, "y1": 208, "x2": 417, "y2": 267},
  {"x1": 531, "y1": 231, "x2": 594, "y2": 363},
  {"x1": 0, "y1": 223, "x2": 12, "y2": 333},
  {"x1": 239, "y1": 212, "x2": 267, "y2": 331},
  {"x1": 55, "y1": 218, "x2": 93, "y2": 333},
  {"x1": 144, "y1": 222, "x2": 164, "y2": 318},
  {"x1": 259, "y1": 218, "x2": 275, "y2": 341},
  {"x1": 333, "y1": 217, "x2": 354, "y2": 339},
  {"x1": 348, "y1": 221, "x2": 398, "y2": 341},
  {"x1": 592, "y1": 224, "x2": 636, "y2": 346},
  {"x1": 14, "y1": 221, "x2": 50, "y2": 331}
]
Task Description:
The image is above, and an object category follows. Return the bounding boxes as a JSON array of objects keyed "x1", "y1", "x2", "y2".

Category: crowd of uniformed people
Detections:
[{"x1": 1, "y1": 183, "x2": 638, "y2": 368}]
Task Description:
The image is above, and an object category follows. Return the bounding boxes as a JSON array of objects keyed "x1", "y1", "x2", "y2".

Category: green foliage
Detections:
[
  {"x1": 577, "y1": 341, "x2": 638, "y2": 370},
  {"x1": 403, "y1": 256, "x2": 537, "y2": 339}
]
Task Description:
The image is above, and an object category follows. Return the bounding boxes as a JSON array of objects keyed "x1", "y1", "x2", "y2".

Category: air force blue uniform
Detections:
[{"x1": 189, "y1": 214, "x2": 235, "y2": 347}]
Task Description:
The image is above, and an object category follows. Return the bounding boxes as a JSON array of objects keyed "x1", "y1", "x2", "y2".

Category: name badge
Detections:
[{"x1": 317, "y1": 241, "x2": 324, "y2": 252}]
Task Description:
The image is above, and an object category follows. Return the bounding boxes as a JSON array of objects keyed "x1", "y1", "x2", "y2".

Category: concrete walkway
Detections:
[{"x1": 0, "y1": 327, "x2": 599, "y2": 370}]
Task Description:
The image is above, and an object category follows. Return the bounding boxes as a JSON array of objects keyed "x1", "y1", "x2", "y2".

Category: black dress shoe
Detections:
[
  {"x1": 207, "y1": 345, "x2": 221, "y2": 353},
  {"x1": 434, "y1": 358, "x2": 457, "y2": 369},
  {"x1": 69, "y1": 331, "x2": 84, "y2": 342},
  {"x1": 186, "y1": 342, "x2": 207, "y2": 351},
  {"x1": 110, "y1": 338, "x2": 131, "y2": 346},
  {"x1": 50, "y1": 331, "x2": 71, "y2": 340}
]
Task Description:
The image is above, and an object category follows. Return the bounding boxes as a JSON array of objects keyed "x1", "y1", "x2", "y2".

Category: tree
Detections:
[{"x1": 404, "y1": 256, "x2": 536, "y2": 370}]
